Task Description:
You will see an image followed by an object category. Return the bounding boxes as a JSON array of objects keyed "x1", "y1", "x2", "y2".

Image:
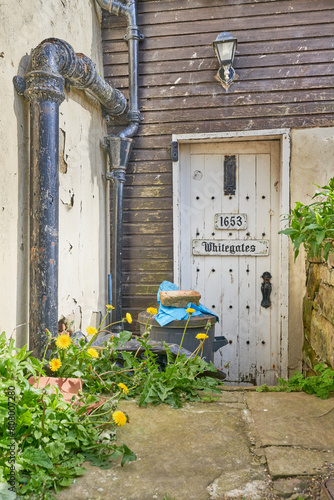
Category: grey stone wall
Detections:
[{"x1": 303, "y1": 254, "x2": 334, "y2": 372}]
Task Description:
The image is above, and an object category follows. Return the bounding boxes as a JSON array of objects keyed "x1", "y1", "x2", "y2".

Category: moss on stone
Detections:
[
  {"x1": 305, "y1": 263, "x2": 321, "y2": 300},
  {"x1": 302, "y1": 296, "x2": 313, "y2": 332},
  {"x1": 302, "y1": 339, "x2": 319, "y2": 371}
]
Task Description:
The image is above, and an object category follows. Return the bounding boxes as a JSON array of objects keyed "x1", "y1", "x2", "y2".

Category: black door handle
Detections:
[{"x1": 261, "y1": 272, "x2": 272, "y2": 308}]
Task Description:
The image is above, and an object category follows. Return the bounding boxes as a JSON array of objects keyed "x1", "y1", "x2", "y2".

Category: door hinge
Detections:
[{"x1": 171, "y1": 141, "x2": 179, "y2": 162}]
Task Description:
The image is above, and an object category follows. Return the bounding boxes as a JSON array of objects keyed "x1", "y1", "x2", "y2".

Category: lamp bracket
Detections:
[{"x1": 219, "y1": 65, "x2": 235, "y2": 85}]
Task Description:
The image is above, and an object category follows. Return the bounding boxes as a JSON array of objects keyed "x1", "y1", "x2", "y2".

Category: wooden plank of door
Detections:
[{"x1": 238, "y1": 153, "x2": 257, "y2": 384}]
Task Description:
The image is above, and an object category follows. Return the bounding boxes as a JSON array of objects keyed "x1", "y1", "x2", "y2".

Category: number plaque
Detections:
[{"x1": 215, "y1": 213, "x2": 247, "y2": 230}]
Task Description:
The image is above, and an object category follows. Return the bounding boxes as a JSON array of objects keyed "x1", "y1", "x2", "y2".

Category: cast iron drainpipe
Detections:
[
  {"x1": 97, "y1": 0, "x2": 143, "y2": 328},
  {"x1": 13, "y1": 38, "x2": 126, "y2": 358}
]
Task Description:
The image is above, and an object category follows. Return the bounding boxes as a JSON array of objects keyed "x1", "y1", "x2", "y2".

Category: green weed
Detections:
[{"x1": 257, "y1": 363, "x2": 334, "y2": 399}]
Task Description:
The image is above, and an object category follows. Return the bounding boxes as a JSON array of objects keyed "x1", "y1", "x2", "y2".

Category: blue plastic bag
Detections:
[{"x1": 155, "y1": 281, "x2": 219, "y2": 326}]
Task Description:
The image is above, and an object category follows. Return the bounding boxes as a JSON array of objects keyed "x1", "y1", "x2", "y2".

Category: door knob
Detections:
[{"x1": 261, "y1": 272, "x2": 272, "y2": 308}]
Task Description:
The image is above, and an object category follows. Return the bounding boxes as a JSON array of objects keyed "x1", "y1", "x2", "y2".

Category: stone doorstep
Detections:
[{"x1": 159, "y1": 290, "x2": 201, "y2": 307}]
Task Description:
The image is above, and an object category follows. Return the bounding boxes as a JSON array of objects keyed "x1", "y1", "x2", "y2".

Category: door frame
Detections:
[{"x1": 172, "y1": 128, "x2": 290, "y2": 380}]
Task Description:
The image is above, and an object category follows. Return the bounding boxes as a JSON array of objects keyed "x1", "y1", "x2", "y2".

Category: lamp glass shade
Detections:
[
  {"x1": 214, "y1": 39, "x2": 236, "y2": 66},
  {"x1": 217, "y1": 40, "x2": 235, "y2": 64},
  {"x1": 213, "y1": 32, "x2": 237, "y2": 66}
]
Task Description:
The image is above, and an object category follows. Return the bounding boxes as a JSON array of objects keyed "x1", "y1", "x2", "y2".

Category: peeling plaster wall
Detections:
[
  {"x1": 0, "y1": 0, "x2": 109, "y2": 346},
  {"x1": 289, "y1": 128, "x2": 334, "y2": 374}
]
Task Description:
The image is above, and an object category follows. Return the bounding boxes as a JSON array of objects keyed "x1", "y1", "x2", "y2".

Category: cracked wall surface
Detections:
[
  {"x1": 0, "y1": 0, "x2": 109, "y2": 345},
  {"x1": 289, "y1": 128, "x2": 334, "y2": 374}
]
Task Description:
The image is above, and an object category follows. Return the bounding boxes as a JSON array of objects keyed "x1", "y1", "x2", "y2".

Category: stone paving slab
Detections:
[
  {"x1": 55, "y1": 390, "x2": 334, "y2": 500},
  {"x1": 272, "y1": 477, "x2": 312, "y2": 497},
  {"x1": 57, "y1": 394, "x2": 267, "y2": 500},
  {"x1": 265, "y1": 446, "x2": 334, "y2": 478},
  {"x1": 246, "y1": 391, "x2": 334, "y2": 450}
]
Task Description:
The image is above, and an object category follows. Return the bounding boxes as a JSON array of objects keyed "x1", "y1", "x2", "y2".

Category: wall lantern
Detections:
[{"x1": 213, "y1": 32, "x2": 237, "y2": 88}]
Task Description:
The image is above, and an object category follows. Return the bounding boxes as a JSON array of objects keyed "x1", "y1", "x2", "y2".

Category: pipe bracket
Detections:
[
  {"x1": 13, "y1": 75, "x2": 26, "y2": 96},
  {"x1": 127, "y1": 109, "x2": 142, "y2": 123},
  {"x1": 106, "y1": 169, "x2": 126, "y2": 182},
  {"x1": 124, "y1": 26, "x2": 144, "y2": 42}
]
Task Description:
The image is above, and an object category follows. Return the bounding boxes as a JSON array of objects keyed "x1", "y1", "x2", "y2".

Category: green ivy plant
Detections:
[{"x1": 279, "y1": 177, "x2": 334, "y2": 260}]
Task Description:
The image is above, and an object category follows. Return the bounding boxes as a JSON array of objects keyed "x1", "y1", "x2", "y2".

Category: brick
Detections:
[{"x1": 159, "y1": 290, "x2": 201, "y2": 308}]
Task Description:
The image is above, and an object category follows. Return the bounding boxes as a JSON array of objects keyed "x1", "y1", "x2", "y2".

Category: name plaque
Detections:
[{"x1": 192, "y1": 239, "x2": 269, "y2": 256}]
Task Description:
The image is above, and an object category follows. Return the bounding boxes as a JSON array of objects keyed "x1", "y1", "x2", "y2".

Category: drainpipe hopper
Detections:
[{"x1": 106, "y1": 136, "x2": 133, "y2": 325}]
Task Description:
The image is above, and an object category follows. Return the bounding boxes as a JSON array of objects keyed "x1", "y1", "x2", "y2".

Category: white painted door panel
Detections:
[{"x1": 178, "y1": 141, "x2": 280, "y2": 385}]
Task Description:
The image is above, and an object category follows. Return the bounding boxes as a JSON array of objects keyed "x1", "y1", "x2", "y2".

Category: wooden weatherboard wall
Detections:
[{"x1": 102, "y1": 0, "x2": 334, "y2": 329}]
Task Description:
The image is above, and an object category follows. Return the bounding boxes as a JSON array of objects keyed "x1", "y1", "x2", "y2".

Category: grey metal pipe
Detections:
[
  {"x1": 13, "y1": 38, "x2": 126, "y2": 358},
  {"x1": 106, "y1": 136, "x2": 133, "y2": 326},
  {"x1": 97, "y1": 0, "x2": 142, "y2": 327},
  {"x1": 28, "y1": 98, "x2": 61, "y2": 359},
  {"x1": 28, "y1": 38, "x2": 127, "y2": 116},
  {"x1": 97, "y1": 0, "x2": 142, "y2": 138},
  {"x1": 121, "y1": 19, "x2": 141, "y2": 139}
]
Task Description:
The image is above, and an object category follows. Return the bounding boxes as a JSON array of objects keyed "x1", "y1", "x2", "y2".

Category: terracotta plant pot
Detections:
[
  {"x1": 28, "y1": 376, "x2": 82, "y2": 403},
  {"x1": 28, "y1": 376, "x2": 105, "y2": 413}
]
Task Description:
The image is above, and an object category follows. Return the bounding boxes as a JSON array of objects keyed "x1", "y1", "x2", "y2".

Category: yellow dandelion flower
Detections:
[
  {"x1": 186, "y1": 308, "x2": 196, "y2": 315},
  {"x1": 86, "y1": 326, "x2": 98, "y2": 336},
  {"x1": 126, "y1": 312, "x2": 132, "y2": 324},
  {"x1": 196, "y1": 333, "x2": 209, "y2": 341},
  {"x1": 147, "y1": 307, "x2": 158, "y2": 315},
  {"x1": 118, "y1": 383, "x2": 129, "y2": 395},
  {"x1": 55, "y1": 334, "x2": 71, "y2": 349},
  {"x1": 106, "y1": 304, "x2": 115, "y2": 311},
  {"x1": 112, "y1": 410, "x2": 127, "y2": 426},
  {"x1": 87, "y1": 347, "x2": 99, "y2": 358},
  {"x1": 49, "y1": 358, "x2": 62, "y2": 372}
]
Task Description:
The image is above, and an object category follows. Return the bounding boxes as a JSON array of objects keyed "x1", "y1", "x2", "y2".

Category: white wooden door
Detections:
[{"x1": 177, "y1": 141, "x2": 281, "y2": 385}]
